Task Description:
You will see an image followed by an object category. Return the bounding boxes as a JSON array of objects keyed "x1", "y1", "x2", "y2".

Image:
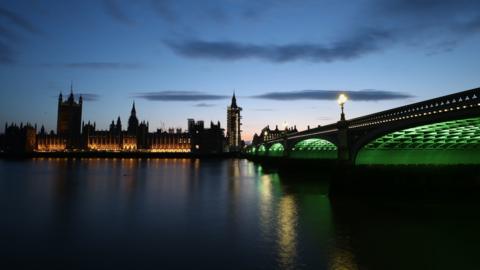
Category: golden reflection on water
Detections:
[
  {"x1": 230, "y1": 159, "x2": 241, "y2": 178},
  {"x1": 328, "y1": 245, "x2": 359, "y2": 270},
  {"x1": 258, "y1": 174, "x2": 275, "y2": 239},
  {"x1": 257, "y1": 171, "x2": 299, "y2": 270},
  {"x1": 277, "y1": 195, "x2": 297, "y2": 270}
]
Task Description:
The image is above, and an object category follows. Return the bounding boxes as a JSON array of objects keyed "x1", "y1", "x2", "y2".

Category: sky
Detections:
[{"x1": 0, "y1": 0, "x2": 479, "y2": 141}]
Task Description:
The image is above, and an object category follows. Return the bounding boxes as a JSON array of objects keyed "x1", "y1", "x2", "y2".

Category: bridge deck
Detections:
[{"x1": 262, "y1": 87, "x2": 480, "y2": 145}]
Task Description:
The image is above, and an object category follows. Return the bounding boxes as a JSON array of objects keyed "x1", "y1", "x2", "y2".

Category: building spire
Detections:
[
  {"x1": 231, "y1": 90, "x2": 237, "y2": 108},
  {"x1": 131, "y1": 101, "x2": 136, "y2": 115},
  {"x1": 68, "y1": 81, "x2": 74, "y2": 101}
]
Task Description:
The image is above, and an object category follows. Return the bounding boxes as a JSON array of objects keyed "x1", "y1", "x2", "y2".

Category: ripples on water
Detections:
[{"x1": 0, "y1": 158, "x2": 479, "y2": 269}]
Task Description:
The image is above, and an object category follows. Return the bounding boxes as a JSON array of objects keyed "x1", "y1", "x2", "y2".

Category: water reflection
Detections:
[
  {"x1": 328, "y1": 241, "x2": 358, "y2": 270},
  {"x1": 277, "y1": 195, "x2": 298, "y2": 270},
  {"x1": 1, "y1": 158, "x2": 480, "y2": 269},
  {"x1": 258, "y1": 173, "x2": 275, "y2": 241}
]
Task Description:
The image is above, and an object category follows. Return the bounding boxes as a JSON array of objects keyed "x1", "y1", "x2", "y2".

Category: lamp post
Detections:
[{"x1": 337, "y1": 94, "x2": 348, "y2": 121}]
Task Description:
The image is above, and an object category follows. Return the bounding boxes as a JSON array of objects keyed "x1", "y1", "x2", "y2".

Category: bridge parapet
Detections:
[
  {"x1": 263, "y1": 123, "x2": 338, "y2": 145},
  {"x1": 348, "y1": 87, "x2": 480, "y2": 129},
  {"x1": 248, "y1": 87, "x2": 480, "y2": 164}
]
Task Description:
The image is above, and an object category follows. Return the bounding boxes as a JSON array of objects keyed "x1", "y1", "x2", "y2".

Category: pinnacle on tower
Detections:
[
  {"x1": 68, "y1": 82, "x2": 74, "y2": 102},
  {"x1": 230, "y1": 91, "x2": 237, "y2": 108},
  {"x1": 131, "y1": 101, "x2": 136, "y2": 115}
]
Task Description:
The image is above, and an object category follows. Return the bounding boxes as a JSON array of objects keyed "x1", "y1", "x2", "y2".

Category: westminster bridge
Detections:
[{"x1": 246, "y1": 87, "x2": 480, "y2": 165}]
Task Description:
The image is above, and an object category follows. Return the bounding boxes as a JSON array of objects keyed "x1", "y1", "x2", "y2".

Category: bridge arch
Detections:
[
  {"x1": 257, "y1": 144, "x2": 267, "y2": 156},
  {"x1": 267, "y1": 143, "x2": 285, "y2": 157},
  {"x1": 355, "y1": 116, "x2": 480, "y2": 165},
  {"x1": 289, "y1": 138, "x2": 337, "y2": 159},
  {"x1": 246, "y1": 146, "x2": 256, "y2": 155}
]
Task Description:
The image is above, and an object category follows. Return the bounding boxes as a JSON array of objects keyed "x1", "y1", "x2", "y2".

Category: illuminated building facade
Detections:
[
  {"x1": 148, "y1": 130, "x2": 191, "y2": 152},
  {"x1": 36, "y1": 126, "x2": 67, "y2": 151},
  {"x1": 1, "y1": 92, "x2": 227, "y2": 154}
]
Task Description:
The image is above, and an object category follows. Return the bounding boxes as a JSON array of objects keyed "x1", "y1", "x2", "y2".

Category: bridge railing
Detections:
[
  {"x1": 256, "y1": 87, "x2": 480, "y2": 146},
  {"x1": 348, "y1": 87, "x2": 480, "y2": 129},
  {"x1": 263, "y1": 123, "x2": 338, "y2": 144}
]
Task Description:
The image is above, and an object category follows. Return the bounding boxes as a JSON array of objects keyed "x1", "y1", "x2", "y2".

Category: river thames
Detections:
[{"x1": 1, "y1": 158, "x2": 479, "y2": 269}]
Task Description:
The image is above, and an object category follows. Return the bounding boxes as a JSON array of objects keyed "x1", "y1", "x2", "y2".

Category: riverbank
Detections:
[
  {"x1": 3, "y1": 152, "x2": 480, "y2": 199},
  {"x1": 0, "y1": 151, "x2": 242, "y2": 159}
]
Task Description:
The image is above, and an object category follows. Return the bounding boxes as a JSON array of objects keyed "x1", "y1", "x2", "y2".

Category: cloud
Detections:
[
  {"x1": 162, "y1": 0, "x2": 480, "y2": 62},
  {"x1": 0, "y1": 7, "x2": 40, "y2": 34},
  {"x1": 0, "y1": 40, "x2": 15, "y2": 63},
  {"x1": 54, "y1": 93, "x2": 100, "y2": 101},
  {"x1": 253, "y1": 89, "x2": 413, "y2": 101},
  {"x1": 164, "y1": 29, "x2": 393, "y2": 63},
  {"x1": 0, "y1": 7, "x2": 40, "y2": 64},
  {"x1": 76, "y1": 93, "x2": 100, "y2": 101},
  {"x1": 369, "y1": 0, "x2": 480, "y2": 52},
  {"x1": 134, "y1": 91, "x2": 228, "y2": 101},
  {"x1": 148, "y1": 0, "x2": 272, "y2": 24},
  {"x1": 103, "y1": 0, "x2": 134, "y2": 25},
  {"x1": 0, "y1": 24, "x2": 19, "y2": 40},
  {"x1": 151, "y1": 0, "x2": 178, "y2": 22},
  {"x1": 194, "y1": 103, "x2": 215, "y2": 107},
  {"x1": 45, "y1": 62, "x2": 146, "y2": 69}
]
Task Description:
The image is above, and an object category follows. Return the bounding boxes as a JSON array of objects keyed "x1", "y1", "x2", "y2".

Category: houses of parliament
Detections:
[{"x1": 1, "y1": 86, "x2": 243, "y2": 154}]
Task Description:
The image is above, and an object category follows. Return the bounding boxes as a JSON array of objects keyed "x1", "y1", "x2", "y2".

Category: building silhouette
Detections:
[
  {"x1": 189, "y1": 120, "x2": 225, "y2": 154},
  {"x1": 1, "y1": 90, "x2": 230, "y2": 154},
  {"x1": 127, "y1": 102, "x2": 139, "y2": 136},
  {"x1": 227, "y1": 93, "x2": 242, "y2": 151},
  {"x1": 252, "y1": 125, "x2": 298, "y2": 145},
  {"x1": 57, "y1": 84, "x2": 82, "y2": 148},
  {"x1": 3, "y1": 123, "x2": 37, "y2": 153}
]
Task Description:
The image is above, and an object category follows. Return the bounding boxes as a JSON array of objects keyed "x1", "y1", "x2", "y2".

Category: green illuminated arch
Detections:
[
  {"x1": 257, "y1": 145, "x2": 267, "y2": 156},
  {"x1": 268, "y1": 143, "x2": 285, "y2": 157},
  {"x1": 356, "y1": 117, "x2": 480, "y2": 165},
  {"x1": 246, "y1": 147, "x2": 256, "y2": 155},
  {"x1": 290, "y1": 138, "x2": 337, "y2": 159}
]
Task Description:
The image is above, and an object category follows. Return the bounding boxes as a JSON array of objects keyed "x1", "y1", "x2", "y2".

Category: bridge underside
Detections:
[
  {"x1": 290, "y1": 138, "x2": 337, "y2": 159},
  {"x1": 268, "y1": 143, "x2": 284, "y2": 157},
  {"x1": 356, "y1": 117, "x2": 480, "y2": 165},
  {"x1": 250, "y1": 138, "x2": 338, "y2": 159}
]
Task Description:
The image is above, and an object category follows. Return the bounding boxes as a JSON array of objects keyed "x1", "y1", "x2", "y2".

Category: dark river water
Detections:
[{"x1": 1, "y1": 158, "x2": 480, "y2": 270}]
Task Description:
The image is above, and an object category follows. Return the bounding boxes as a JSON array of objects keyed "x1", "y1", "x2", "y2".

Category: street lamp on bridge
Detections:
[{"x1": 337, "y1": 93, "x2": 348, "y2": 121}]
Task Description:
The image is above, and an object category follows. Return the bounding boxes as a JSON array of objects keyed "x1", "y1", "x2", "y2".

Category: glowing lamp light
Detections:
[
  {"x1": 337, "y1": 93, "x2": 348, "y2": 121},
  {"x1": 337, "y1": 93, "x2": 348, "y2": 105}
]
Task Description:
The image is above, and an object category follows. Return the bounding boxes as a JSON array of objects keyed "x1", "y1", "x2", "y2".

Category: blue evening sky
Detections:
[{"x1": 1, "y1": 0, "x2": 479, "y2": 140}]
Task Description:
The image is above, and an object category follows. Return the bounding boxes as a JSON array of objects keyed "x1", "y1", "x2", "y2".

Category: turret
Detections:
[
  {"x1": 127, "y1": 101, "x2": 139, "y2": 135},
  {"x1": 116, "y1": 116, "x2": 122, "y2": 130},
  {"x1": 110, "y1": 120, "x2": 115, "y2": 132},
  {"x1": 68, "y1": 82, "x2": 74, "y2": 103}
]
